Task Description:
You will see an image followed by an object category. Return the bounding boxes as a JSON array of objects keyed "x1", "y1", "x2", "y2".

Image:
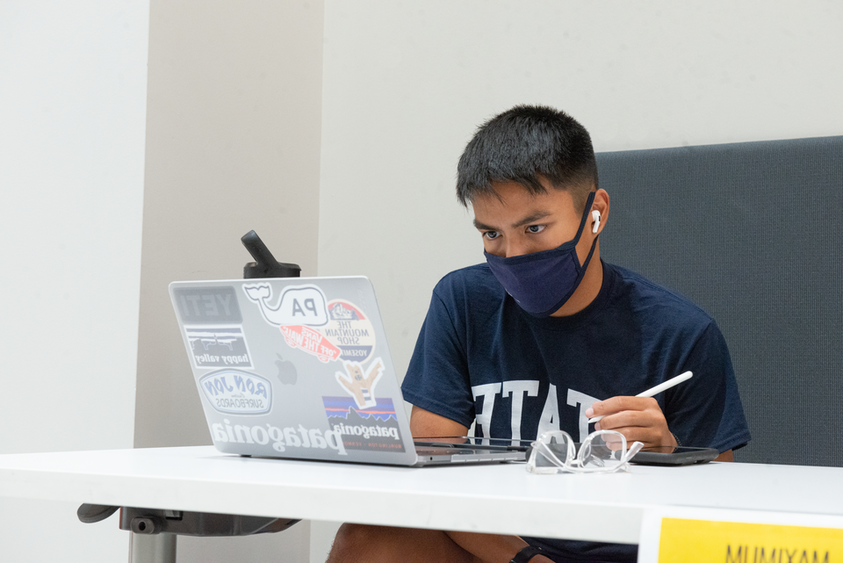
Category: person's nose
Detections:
[{"x1": 504, "y1": 238, "x2": 530, "y2": 258}]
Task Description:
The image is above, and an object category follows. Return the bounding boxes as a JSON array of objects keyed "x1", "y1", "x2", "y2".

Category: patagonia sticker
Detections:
[
  {"x1": 322, "y1": 396, "x2": 405, "y2": 452},
  {"x1": 211, "y1": 418, "x2": 347, "y2": 456},
  {"x1": 200, "y1": 370, "x2": 272, "y2": 414}
]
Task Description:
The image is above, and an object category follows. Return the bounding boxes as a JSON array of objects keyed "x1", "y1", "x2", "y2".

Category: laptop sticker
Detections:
[
  {"x1": 244, "y1": 283, "x2": 342, "y2": 363},
  {"x1": 322, "y1": 396, "x2": 406, "y2": 452},
  {"x1": 322, "y1": 300, "x2": 377, "y2": 363},
  {"x1": 279, "y1": 325, "x2": 342, "y2": 362},
  {"x1": 335, "y1": 358, "x2": 384, "y2": 409},
  {"x1": 186, "y1": 326, "x2": 252, "y2": 369},
  {"x1": 243, "y1": 285, "x2": 381, "y2": 366},
  {"x1": 173, "y1": 286, "x2": 243, "y2": 324},
  {"x1": 243, "y1": 283, "x2": 329, "y2": 327},
  {"x1": 200, "y1": 369, "x2": 272, "y2": 415},
  {"x1": 210, "y1": 418, "x2": 348, "y2": 456}
]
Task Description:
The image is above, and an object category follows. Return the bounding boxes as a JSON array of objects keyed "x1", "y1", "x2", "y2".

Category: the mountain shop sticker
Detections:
[{"x1": 321, "y1": 300, "x2": 377, "y2": 363}]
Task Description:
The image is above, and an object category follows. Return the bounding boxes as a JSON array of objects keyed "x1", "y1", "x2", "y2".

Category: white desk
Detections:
[{"x1": 1, "y1": 446, "x2": 842, "y2": 547}]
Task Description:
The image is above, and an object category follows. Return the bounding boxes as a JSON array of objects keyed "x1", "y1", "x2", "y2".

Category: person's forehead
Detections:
[{"x1": 472, "y1": 181, "x2": 575, "y2": 212}]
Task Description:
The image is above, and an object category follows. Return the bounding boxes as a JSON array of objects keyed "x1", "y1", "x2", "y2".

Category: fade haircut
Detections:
[{"x1": 456, "y1": 105, "x2": 598, "y2": 212}]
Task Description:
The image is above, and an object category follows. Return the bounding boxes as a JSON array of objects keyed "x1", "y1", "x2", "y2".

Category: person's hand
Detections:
[{"x1": 585, "y1": 397, "x2": 676, "y2": 449}]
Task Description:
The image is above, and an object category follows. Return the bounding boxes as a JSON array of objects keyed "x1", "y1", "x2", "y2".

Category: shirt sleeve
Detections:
[
  {"x1": 665, "y1": 321, "x2": 751, "y2": 453},
  {"x1": 400, "y1": 282, "x2": 477, "y2": 429}
]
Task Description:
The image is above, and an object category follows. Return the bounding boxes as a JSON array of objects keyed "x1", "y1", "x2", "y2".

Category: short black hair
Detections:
[{"x1": 456, "y1": 105, "x2": 598, "y2": 211}]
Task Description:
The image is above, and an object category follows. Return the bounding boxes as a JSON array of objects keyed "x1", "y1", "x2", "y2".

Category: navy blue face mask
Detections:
[{"x1": 484, "y1": 191, "x2": 598, "y2": 317}]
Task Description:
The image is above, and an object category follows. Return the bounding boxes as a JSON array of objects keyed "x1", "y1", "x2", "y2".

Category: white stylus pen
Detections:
[{"x1": 587, "y1": 370, "x2": 693, "y2": 424}]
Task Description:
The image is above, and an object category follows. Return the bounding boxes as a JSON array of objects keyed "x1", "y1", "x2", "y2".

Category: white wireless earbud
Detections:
[{"x1": 591, "y1": 210, "x2": 601, "y2": 233}]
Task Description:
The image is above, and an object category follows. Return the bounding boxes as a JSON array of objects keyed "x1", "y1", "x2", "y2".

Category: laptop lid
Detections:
[{"x1": 169, "y1": 276, "x2": 425, "y2": 466}]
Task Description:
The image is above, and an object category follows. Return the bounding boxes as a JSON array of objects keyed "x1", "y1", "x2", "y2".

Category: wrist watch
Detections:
[{"x1": 510, "y1": 545, "x2": 543, "y2": 562}]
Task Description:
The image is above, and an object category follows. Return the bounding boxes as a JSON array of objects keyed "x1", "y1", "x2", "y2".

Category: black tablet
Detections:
[{"x1": 630, "y1": 445, "x2": 720, "y2": 466}]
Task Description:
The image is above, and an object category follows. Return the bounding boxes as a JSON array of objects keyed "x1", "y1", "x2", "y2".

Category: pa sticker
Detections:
[{"x1": 244, "y1": 284, "x2": 329, "y2": 327}]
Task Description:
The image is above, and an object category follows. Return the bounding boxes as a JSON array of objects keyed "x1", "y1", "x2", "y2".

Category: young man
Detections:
[{"x1": 328, "y1": 105, "x2": 750, "y2": 563}]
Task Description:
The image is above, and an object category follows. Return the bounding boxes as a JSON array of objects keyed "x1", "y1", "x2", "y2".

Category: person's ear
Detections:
[{"x1": 590, "y1": 189, "x2": 610, "y2": 235}]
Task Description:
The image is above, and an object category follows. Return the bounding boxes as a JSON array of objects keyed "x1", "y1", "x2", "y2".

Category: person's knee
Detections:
[
  {"x1": 328, "y1": 523, "x2": 386, "y2": 562},
  {"x1": 327, "y1": 523, "x2": 475, "y2": 563},
  {"x1": 331, "y1": 523, "x2": 372, "y2": 553}
]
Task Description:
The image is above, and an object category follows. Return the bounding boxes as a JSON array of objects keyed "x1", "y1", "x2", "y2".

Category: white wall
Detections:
[{"x1": 0, "y1": 0, "x2": 149, "y2": 561}]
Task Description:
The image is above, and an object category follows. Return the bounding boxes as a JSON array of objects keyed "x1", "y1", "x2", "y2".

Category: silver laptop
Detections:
[{"x1": 169, "y1": 276, "x2": 526, "y2": 466}]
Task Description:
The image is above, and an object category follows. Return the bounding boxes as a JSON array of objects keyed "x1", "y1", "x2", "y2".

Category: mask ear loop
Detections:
[{"x1": 571, "y1": 191, "x2": 597, "y2": 242}]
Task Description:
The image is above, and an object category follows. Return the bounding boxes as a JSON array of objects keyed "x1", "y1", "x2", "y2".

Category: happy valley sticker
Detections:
[{"x1": 186, "y1": 326, "x2": 252, "y2": 368}]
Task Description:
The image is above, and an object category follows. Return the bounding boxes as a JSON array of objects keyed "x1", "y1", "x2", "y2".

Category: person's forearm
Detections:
[{"x1": 445, "y1": 531, "x2": 553, "y2": 563}]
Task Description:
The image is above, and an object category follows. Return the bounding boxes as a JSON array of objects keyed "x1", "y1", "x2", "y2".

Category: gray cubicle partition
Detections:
[{"x1": 596, "y1": 136, "x2": 843, "y2": 467}]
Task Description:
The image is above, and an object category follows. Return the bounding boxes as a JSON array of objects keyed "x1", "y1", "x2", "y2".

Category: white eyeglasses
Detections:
[{"x1": 526, "y1": 430, "x2": 644, "y2": 474}]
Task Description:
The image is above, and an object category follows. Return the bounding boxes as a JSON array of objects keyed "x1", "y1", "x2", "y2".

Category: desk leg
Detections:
[{"x1": 129, "y1": 532, "x2": 177, "y2": 563}]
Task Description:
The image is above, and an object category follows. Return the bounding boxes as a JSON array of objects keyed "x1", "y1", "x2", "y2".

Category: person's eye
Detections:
[
  {"x1": 483, "y1": 231, "x2": 500, "y2": 240},
  {"x1": 526, "y1": 225, "x2": 545, "y2": 234}
]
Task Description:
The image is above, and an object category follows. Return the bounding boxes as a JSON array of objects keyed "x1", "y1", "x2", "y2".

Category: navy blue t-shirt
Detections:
[{"x1": 401, "y1": 261, "x2": 750, "y2": 562}]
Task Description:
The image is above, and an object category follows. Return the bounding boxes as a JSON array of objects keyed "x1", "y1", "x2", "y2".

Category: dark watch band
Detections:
[{"x1": 510, "y1": 545, "x2": 544, "y2": 563}]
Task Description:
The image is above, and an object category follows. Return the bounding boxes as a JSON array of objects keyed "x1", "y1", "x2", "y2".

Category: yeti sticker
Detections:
[
  {"x1": 243, "y1": 284, "x2": 329, "y2": 327},
  {"x1": 335, "y1": 358, "x2": 384, "y2": 409}
]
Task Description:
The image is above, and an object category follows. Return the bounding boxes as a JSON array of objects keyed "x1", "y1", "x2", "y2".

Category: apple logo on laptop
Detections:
[{"x1": 275, "y1": 354, "x2": 298, "y2": 385}]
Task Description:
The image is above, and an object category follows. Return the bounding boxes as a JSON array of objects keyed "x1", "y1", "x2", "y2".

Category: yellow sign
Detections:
[{"x1": 658, "y1": 517, "x2": 843, "y2": 562}]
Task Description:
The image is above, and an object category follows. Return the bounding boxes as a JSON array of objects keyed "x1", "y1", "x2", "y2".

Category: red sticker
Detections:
[{"x1": 279, "y1": 325, "x2": 341, "y2": 363}]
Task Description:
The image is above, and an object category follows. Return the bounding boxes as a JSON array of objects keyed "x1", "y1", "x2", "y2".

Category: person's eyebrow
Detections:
[
  {"x1": 473, "y1": 218, "x2": 497, "y2": 231},
  {"x1": 512, "y1": 211, "x2": 552, "y2": 228},
  {"x1": 473, "y1": 211, "x2": 552, "y2": 232}
]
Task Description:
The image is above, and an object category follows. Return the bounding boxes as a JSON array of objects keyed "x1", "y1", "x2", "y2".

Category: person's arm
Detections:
[
  {"x1": 584, "y1": 398, "x2": 735, "y2": 462},
  {"x1": 715, "y1": 449, "x2": 733, "y2": 462},
  {"x1": 410, "y1": 406, "x2": 554, "y2": 563},
  {"x1": 585, "y1": 317, "x2": 750, "y2": 461},
  {"x1": 410, "y1": 406, "x2": 469, "y2": 437}
]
